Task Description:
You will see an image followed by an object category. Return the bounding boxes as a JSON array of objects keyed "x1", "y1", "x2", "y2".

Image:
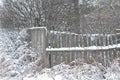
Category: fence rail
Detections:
[
  {"x1": 46, "y1": 45, "x2": 120, "y2": 67},
  {"x1": 47, "y1": 30, "x2": 118, "y2": 48},
  {"x1": 27, "y1": 27, "x2": 120, "y2": 68}
]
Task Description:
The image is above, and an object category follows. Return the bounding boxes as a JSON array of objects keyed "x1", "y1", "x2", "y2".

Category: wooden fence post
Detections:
[{"x1": 27, "y1": 27, "x2": 47, "y2": 68}]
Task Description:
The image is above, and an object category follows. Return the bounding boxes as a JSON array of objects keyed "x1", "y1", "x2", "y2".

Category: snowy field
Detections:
[{"x1": 0, "y1": 29, "x2": 120, "y2": 80}]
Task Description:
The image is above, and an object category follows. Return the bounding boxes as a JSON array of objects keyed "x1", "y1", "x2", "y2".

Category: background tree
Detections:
[
  {"x1": 1, "y1": 0, "x2": 44, "y2": 30},
  {"x1": 42, "y1": 0, "x2": 80, "y2": 33},
  {"x1": 1, "y1": 0, "x2": 120, "y2": 33}
]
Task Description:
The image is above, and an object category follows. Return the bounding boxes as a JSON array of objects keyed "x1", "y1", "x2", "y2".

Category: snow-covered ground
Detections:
[
  {"x1": 23, "y1": 61, "x2": 120, "y2": 80},
  {"x1": 0, "y1": 28, "x2": 120, "y2": 80}
]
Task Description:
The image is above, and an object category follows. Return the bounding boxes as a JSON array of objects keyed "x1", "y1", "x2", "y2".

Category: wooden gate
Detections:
[{"x1": 27, "y1": 27, "x2": 120, "y2": 68}]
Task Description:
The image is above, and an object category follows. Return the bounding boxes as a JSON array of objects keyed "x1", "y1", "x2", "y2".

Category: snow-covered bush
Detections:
[{"x1": 0, "y1": 29, "x2": 41, "y2": 79}]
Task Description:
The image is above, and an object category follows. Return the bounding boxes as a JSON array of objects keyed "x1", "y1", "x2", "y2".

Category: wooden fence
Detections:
[{"x1": 27, "y1": 27, "x2": 120, "y2": 68}]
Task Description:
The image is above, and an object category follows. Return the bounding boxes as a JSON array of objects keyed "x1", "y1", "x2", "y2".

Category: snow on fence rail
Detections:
[
  {"x1": 46, "y1": 44, "x2": 120, "y2": 51},
  {"x1": 27, "y1": 27, "x2": 120, "y2": 68}
]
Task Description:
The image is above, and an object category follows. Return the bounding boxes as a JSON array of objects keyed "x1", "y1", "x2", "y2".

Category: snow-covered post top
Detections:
[{"x1": 27, "y1": 27, "x2": 47, "y2": 68}]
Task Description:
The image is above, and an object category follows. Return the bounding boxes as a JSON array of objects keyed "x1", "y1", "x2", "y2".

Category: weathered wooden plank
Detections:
[{"x1": 27, "y1": 27, "x2": 47, "y2": 68}]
